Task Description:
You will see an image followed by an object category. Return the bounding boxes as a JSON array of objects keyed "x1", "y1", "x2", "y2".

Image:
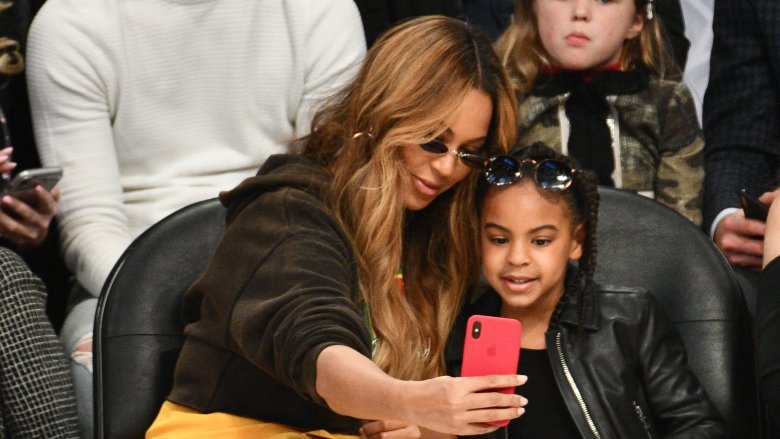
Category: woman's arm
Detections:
[{"x1": 316, "y1": 345, "x2": 526, "y2": 436}]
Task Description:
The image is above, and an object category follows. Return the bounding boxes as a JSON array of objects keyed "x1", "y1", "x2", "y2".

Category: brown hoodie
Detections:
[{"x1": 168, "y1": 154, "x2": 370, "y2": 433}]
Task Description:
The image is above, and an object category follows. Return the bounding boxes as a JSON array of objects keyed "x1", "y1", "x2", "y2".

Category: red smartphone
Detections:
[{"x1": 461, "y1": 314, "x2": 522, "y2": 427}]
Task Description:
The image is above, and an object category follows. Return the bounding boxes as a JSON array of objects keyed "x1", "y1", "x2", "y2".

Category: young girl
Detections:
[
  {"x1": 146, "y1": 16, "x2": 527, "y2": 438},
  {"x1": 446, "y1": 143, "x2": 725, "y2": 437},
  {"x1": 497, "y1": 0, "x2": 704, "y2": 225}
]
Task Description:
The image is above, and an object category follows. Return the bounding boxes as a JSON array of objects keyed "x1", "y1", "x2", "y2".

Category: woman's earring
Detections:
[{"x1": 646, "y1": 0, "x2": 654, "y2": 20}]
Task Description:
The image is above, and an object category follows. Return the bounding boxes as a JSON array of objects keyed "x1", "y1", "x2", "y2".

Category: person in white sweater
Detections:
[{"x1": 25, "y1": 0, "x2": 366, "y2": 437}]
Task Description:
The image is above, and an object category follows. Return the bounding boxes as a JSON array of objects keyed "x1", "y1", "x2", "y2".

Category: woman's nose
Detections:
[{"x1": 430, "y1": 151, "x2": 459, "y2": 177}]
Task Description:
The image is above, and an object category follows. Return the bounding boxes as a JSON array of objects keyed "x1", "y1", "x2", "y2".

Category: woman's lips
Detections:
[{"x1": 414, "y1": 176, "x2": 441, "y2": 196}]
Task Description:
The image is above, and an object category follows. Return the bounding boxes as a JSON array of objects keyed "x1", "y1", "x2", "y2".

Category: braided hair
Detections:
[{"x1": 481, "y1": 142, "x2": 600, "y2": 330}]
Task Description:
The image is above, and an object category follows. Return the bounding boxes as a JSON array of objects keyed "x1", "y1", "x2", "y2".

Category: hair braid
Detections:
[{"x1": 574, "y1": 172, "x2": 600, "y2": 328}]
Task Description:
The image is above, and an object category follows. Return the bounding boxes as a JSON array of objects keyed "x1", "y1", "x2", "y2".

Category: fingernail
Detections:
[
  {"x1": 520, "y1": 396, "x2": 528, "y2": 406},
  {"x1": 517, "y1": 407, "x2": 525, "y2": 416},
  {"x1": 2, "y1": 196, "x2": 12, "y2": 204},
  {"x1": 518, "y1": 375, "x2": 528, "y2": 384},
  {"x1": 0, "y1": 147, "x2": 12, "y2": 154}
]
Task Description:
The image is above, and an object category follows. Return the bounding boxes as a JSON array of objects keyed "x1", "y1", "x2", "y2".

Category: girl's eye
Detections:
[{"x1": 532, "y1": 238, "x2": 551, "y2": 246}]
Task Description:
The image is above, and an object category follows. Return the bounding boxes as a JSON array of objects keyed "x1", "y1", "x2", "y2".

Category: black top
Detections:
[{"x1": 509, "y1": 348, "x2": 579, "y2": 439}]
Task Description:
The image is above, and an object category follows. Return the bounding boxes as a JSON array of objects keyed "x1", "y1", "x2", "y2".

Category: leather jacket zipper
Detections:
[
  {"x1": 633, "y1": 401, "x2": 653, "y2": 438},
  {"x1": 556, "y1": 332, "x2": 601, "y2": 438}
]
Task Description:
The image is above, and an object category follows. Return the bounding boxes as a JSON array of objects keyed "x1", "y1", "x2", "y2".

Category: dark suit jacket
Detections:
[{"x1": 703, "y1": 0, "x2": 780, "y2": 230}]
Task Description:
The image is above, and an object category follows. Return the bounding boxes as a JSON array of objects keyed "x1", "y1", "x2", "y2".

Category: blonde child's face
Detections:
[
  {"x1": 534, "y1": 0, "x2": 644, "y2": 71},
  {"x1": 481, "y1": 180, "x2": 583, "y2": 318}
]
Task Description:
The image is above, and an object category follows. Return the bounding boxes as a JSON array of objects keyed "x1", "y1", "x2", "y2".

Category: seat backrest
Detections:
[
  {"x1": 94, "y1": 198, "x2": 226, "y2": 439},
  {"x1": 595, "y1": 187, "x2": 757, "y2": 438}
]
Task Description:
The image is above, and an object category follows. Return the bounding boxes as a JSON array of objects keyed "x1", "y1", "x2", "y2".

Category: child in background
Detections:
[
  {"x1": 498, "y1": 0, "x2": 704, "y2": 225},
  {"x1": 446, "y1": 143, "x2": 725, "y2": 438}
]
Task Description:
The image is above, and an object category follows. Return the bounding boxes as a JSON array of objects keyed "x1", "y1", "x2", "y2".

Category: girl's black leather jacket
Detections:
[{"x1": 446, "y1": 284, "x2": 727, "y2": 438}]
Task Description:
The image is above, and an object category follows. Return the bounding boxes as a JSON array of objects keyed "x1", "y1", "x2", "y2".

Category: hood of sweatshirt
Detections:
[{"x1": 219, "y1": 154, "x2": 330, "y2": 225}]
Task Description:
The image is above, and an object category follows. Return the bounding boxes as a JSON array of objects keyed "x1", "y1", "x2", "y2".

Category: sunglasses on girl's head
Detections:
[
  {"x1": 419, "y1": 139, "x2": 486, "y2": 169},
  {"x1": 483, "y1": 155, "x2": 576, "y2": 191}
]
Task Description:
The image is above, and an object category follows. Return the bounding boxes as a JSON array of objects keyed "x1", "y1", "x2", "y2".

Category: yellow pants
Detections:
[{"x1": 146, "y1": 401, "x2": 360, "y2": 439}]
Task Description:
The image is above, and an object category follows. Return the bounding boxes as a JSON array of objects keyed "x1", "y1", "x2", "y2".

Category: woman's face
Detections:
[{"x1": 398, "y1": 89, "x2": 493, "y2": 211}]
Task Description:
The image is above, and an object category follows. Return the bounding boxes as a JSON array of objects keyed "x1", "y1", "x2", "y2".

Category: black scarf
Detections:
[{"x1": 531, "y1": 68, "x2": 649, "y2": 186}]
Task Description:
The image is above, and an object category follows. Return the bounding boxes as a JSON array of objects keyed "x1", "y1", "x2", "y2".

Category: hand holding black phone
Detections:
[{"x1": 740, "y1": 189, "x2": 769, "y2": 221}]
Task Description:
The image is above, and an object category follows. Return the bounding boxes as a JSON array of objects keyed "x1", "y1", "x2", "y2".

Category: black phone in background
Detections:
[{"x1": 740, "y1": 189, "x2": 769, "y2": 221}]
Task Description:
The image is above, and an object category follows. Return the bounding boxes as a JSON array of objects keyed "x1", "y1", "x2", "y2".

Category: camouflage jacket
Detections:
[{"x1": 516, "y1": 76, "x2": 704, "y2": 226}]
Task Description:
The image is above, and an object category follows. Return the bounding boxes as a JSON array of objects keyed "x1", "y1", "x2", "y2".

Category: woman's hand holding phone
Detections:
[
  {"x1": 316, "y1": 345, "x2": 526, "y2": 437},
  {"x1": 0, "y1": 181, "x2": 60, "y2": 250},
  {"x1": 0, "y1": 166, "x2": 63, "y2": 249},
  {"x1": 398, "y1": 374, "x2": 527, "y2": 436}
]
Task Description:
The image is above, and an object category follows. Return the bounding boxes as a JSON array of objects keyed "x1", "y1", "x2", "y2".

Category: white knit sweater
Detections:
[{"x1": 26, "y1": 0, "x2": 366, "y2": 295}]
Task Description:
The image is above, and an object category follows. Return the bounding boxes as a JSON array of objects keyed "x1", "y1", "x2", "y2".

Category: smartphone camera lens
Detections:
[{"x1": 471, "y1": 321, "x2": 482, "y2": 339}]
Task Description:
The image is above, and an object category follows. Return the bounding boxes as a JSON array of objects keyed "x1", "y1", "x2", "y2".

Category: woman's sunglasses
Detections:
[
  {"x1": 484, "y1": 156, "x2": 575, "y2": 191},
  {"x1": 419, "y1": 139, "x2": 485, "y2": 169}
]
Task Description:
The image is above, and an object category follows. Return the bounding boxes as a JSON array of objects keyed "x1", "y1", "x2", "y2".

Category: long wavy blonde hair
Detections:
[
  {"x1": 0, "y1": 1, "x2": 24, "y2": 78},
  {"x1": 299, "y1": 15, "x2": 517, "y2": 380},
  {"x1": 498, "y1": 0, "x2": 678, "y2": 94}
]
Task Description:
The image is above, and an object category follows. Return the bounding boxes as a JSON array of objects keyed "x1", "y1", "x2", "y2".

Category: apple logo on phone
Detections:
[{"x1": 487, "y1": 345, "x2": 497, "y2": 356}]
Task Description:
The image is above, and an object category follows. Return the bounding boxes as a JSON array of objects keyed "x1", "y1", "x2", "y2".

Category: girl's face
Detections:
[
  {"x1": 398, "y1": 89, "x2": 493, "y2": 211},
  {"x1": 481, "y1": 180, "x2": 583, "y2": 318},
  {"x1": 535, "y1": 0, "x2": 644, "y2": 71}
]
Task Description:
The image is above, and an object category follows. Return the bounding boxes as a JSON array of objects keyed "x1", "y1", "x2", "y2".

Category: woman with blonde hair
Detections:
[
  {"x1": 147, "y1": 15, "x2": 525, "y2": 439},
  {"x1": 499, "y1": 0, "x2": 704, "y2": 226}
]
